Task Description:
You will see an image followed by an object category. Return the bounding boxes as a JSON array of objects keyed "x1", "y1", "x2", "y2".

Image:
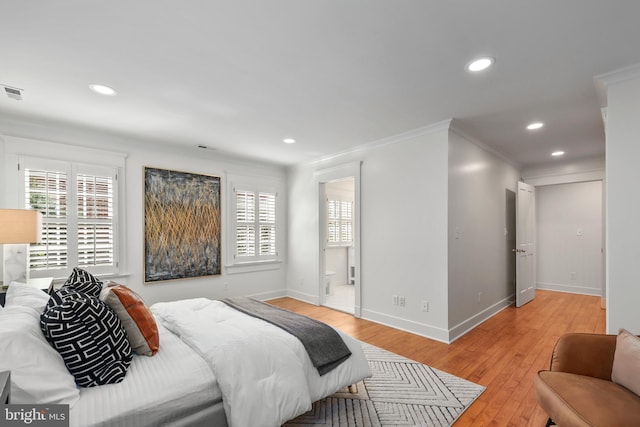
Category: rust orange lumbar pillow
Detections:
[{"x1": 100, "y1": 283, "x2": 159, "y2": 356}]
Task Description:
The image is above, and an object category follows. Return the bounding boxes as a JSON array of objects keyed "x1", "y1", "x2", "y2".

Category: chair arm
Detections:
[{"x1": 549, "y1": 333, "x2": 617, "y2": 381}]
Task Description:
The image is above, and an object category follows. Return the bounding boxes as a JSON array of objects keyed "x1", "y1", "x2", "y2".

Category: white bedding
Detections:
[
  {"x1": 70, "y1": 320, "x2": 222, "y2": 427},
  {"x1": 152, "y1": 298, "x2": 372, "y2": 427}
]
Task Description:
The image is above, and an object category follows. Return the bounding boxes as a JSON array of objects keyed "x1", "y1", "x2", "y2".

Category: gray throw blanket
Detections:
[{"x1": 221, "y1": 297, "x2": 352, "y2": 376}]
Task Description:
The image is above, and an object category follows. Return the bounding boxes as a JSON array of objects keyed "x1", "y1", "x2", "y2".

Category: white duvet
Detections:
[{"x1": 151, "y1": 298, "x2": 371, "y2": 427}]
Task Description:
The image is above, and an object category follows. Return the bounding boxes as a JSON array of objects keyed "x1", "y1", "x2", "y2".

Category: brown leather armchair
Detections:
[{"x1": 535, "y1": 333, "x2": 640, "y2": 426}]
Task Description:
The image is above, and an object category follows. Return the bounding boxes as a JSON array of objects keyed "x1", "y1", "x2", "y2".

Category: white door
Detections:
[{"x1": 516, "y1": 181, "x2": 536, "y2": 307}]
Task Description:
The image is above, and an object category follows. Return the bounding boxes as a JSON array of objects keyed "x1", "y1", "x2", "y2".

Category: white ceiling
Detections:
[{"x1": 1, "y1": 1, "x2": 639, "y2": 167}]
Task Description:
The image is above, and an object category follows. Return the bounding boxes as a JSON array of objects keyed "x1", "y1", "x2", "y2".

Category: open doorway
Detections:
[
  {"x1": 316, "y1": 161, "x2": 361, "y2": 317},
  {"x1": 322, "y1": 178, "x2": 355, "y2": 314},
  {"x1": 536, "y1": 180, "x2": 604, "y2": 298}
]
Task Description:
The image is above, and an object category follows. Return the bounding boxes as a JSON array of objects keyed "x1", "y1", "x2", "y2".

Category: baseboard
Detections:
[
  {"x1": 537, "y1": 282, "x2": 602, "y2": 297},
  {"x1": 360, "y1": 309, "x2": 450, "y2": 344},
  {"x1": 285, "y1": 291, "x2": 362, "y2": 317},
  {"x1": 285, "y1": 289, "x2": 320, "y2": 305},
  {"x1": 448, "y1": 294, "x2": 514, "y2": 343},
  {"x1": 250, "y1": 289, "x2": 288, "y2": 301}
]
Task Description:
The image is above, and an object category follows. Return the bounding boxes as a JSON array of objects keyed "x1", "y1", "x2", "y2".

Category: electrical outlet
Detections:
[
  {"x1": 570, "y1": 272, "x2": 576, "y2": 280},
  {"x1": 421, "y1": 301, "x2": 429, "y2": 312},
  {"x1": 399, "y1": 296, "x2": 406, "y2": 307},
  {"x1": 477, "y1": 291, "x2": 482, "y2": 303},
  {"x1": 392, "y1": 295, "x2": 398, "y2": 306},
  {"x1": 224, "y1": 282, "x2": 228, "y2": 291}
]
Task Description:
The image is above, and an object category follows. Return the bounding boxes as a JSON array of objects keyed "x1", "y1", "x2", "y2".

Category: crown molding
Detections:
[
  {"x1": 449, "y1": 123, "x2": 522, "y2": 171},
  {"x1": 595, "y1": 62, "x2": 640, "y2": 88},
  {"x1": 594, "y1": 62, "x2": 640, "y2": 107},
  {"x1": 306, "y1": 119, "x2": 453, "y2": 166}
]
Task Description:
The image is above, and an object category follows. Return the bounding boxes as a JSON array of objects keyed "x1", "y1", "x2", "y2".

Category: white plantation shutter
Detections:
[
  {"x1": 77, "y1": 173, "x2": 114, "y2": 267},
  {"x1": 22, "y1": 157, "x2": 118, "y2": 277},
  {"x1": 235, "y1": 191, "x2": 256, "y2": 257},
  {"x1": 25, "y1": 169, "x2": 68, "y2": 269},
  {"x1": 234, "y1": 188, "x2": 278, "y2": 261},
  {"x1": 327, "y1": 200, "x2": 340, "y2": 244},
  {"x1": 341, "y1": 201, "x2": 353, "y2": 243},
  {"x1": 327, "y1": 199, "x2": 353, "y2": 245},
  {"x1": 259, "y1": 192, "x2": 276, "y2": 256}
]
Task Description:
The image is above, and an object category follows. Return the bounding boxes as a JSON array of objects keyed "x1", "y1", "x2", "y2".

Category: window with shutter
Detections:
[
  {"x1": 233, "y1": 187, "x2": 278, "y2": 263},
  {"x1": 22, "y1": 158, "x2": 119, "y2": 277},
  {"x1": 327, "y1": 199, "x2": 353, "y2": 245}
]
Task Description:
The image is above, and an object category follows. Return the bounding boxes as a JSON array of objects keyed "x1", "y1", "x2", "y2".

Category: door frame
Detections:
[{"x1": 314, "y1": 161, "x2": 362, "y2": 317}]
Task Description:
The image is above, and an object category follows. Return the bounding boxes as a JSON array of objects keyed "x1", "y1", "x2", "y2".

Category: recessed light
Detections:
[
  {"x1": 551, "y1": 151, "x2": 565, "y2": 157},
  {"x1": 283, "y1": 138, "x2": 296, "y2": 144},
  {"x1": 466, "y1": 57, "x2": 495, "y2": 72},
  {"x1": 527, "y1": 122, "x2": 544, "y2": 130},
  {"x1": 89, "y1": 84, "x2": 117, "y2": 96}
]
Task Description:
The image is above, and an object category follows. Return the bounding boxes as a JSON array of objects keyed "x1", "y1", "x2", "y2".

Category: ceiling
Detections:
[{"x1": 1, "y1": 1, "x2": 639, "y2": 167}]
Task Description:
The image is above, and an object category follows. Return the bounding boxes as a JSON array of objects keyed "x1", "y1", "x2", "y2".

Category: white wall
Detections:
[
  {"x1": 522, "y1": 157, "x2": 605, "y2": 186},
  {"x1": 325, "y1": 247, "x2": 348, "y2": 285},
  {"x1": 604, "y1": 73, "x2": 640, "y2": 334},
  {"x1": 447, "y1": 130, "x2": 520, "y2": 340},
  {"x1": 287, "y1": 125, "x2": 450, "y2": 342},
  {"x1": 536, "y1": 181, "x2": 603, "y2": 296},
  {"x1": 0, "y1": 117, "x2": 287, "y2": 305}
]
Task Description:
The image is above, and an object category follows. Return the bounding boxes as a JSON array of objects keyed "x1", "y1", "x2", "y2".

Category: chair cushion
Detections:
[{"x1": 535, "y1": 370, "x2": 640, "y2": 427}]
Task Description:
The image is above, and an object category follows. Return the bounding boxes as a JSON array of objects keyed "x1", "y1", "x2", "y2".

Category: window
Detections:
[
  {"x1": 22, "y1": 157, "x2": 119, "y2": 277},
  {"x1": 233, "y1": 187, "x2": 278, "y2": 263},
  {"x1": 327, "y1": 199, "x2": 353, "y2": 245}
]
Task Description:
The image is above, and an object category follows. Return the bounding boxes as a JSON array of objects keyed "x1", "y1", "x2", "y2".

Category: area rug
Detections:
[{"x1": 284, "y1": 343, "x2": 485, "y2": 427}]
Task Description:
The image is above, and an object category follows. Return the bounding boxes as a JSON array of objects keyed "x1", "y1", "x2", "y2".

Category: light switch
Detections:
[{"x1": 577, "y1": 228, "x2": 583, "y2": 236}]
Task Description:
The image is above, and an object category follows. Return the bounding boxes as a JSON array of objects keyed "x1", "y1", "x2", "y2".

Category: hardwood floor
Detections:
[{"x1": 268, "y1": 290, "x2": 605, "y2": 426}]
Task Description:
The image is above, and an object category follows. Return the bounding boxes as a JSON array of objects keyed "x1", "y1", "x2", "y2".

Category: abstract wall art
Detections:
[{"x1": 144, "y1": 167, "x2": 221, "y2": 282}]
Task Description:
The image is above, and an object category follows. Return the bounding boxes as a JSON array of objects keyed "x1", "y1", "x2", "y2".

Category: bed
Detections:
[{"x1": 0, "y1": 280, "x2": 372, "y2": 427}]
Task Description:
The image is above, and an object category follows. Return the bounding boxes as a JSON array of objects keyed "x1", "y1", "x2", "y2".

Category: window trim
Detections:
[
  {"x1": 3, "y1": 136, "x2": 127, "y2": 281},
  {"x1": 226, "y1": 176, "x2": 284, "y2": 274},
  {"x1": 20, "y1": 156, "x2": 120, "y2": 278},
  {"x1": 327, "y1": 198, "x2": 353, "y2": 247}
]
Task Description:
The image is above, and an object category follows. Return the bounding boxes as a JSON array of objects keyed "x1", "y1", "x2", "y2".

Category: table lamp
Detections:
[{"x1": 0, "y1": 209, "x2": 43, "y2": 286}]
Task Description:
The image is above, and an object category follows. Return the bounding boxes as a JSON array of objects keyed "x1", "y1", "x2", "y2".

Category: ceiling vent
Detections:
[{"x1": 3, "y1": 85, "x2": 23, "y2": 101}]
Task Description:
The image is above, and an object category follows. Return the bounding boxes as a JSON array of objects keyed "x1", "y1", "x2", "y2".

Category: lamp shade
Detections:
[{"x1": 0, "y1": 209, "x2": 43, "y2": 244}]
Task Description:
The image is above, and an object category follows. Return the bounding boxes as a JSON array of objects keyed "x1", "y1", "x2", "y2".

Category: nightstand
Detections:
[
  {"x1": 0, "y1": 277, "x2": 54, "y2": 306},
  {"x1": 0, "y1": 371, "x2": 10, "y2": 404}
]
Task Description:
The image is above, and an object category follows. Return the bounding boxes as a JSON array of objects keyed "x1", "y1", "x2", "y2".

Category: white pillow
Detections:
[
  {"x1": 5, "y1": 281, "x2": 50, "y2": 312},
  {"x1": 611, "y1": 328, "x2": 640, "y2": 396},
  {"x1": 0, "y1": 305, "x2": 80, "y2": 406}
]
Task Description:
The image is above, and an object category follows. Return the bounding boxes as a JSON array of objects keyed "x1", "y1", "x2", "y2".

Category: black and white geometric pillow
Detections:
[
  {"x1": 45, "y1": 287, "x2": 83, "y2": 310},
  {"x1": 61, "y1": 267, "x2": 103, "y2": 298},
  {"x1": 40, "y1": 292, "x2": 133, "y2": 387}
]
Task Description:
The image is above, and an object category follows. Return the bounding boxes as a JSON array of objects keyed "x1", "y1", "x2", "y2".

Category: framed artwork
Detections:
[{"x1": 144, "y1": 167, "x2": 221, "y2": 282}]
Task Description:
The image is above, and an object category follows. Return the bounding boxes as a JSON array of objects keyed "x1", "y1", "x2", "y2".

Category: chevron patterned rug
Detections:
[{"x1": 284, "y1": 343, "x2": 485, "y2": 427}]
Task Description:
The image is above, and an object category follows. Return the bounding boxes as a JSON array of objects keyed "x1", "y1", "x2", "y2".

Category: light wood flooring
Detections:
[{"x1": 268, "y1": 290, "x2": 605, "y2": 426}]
